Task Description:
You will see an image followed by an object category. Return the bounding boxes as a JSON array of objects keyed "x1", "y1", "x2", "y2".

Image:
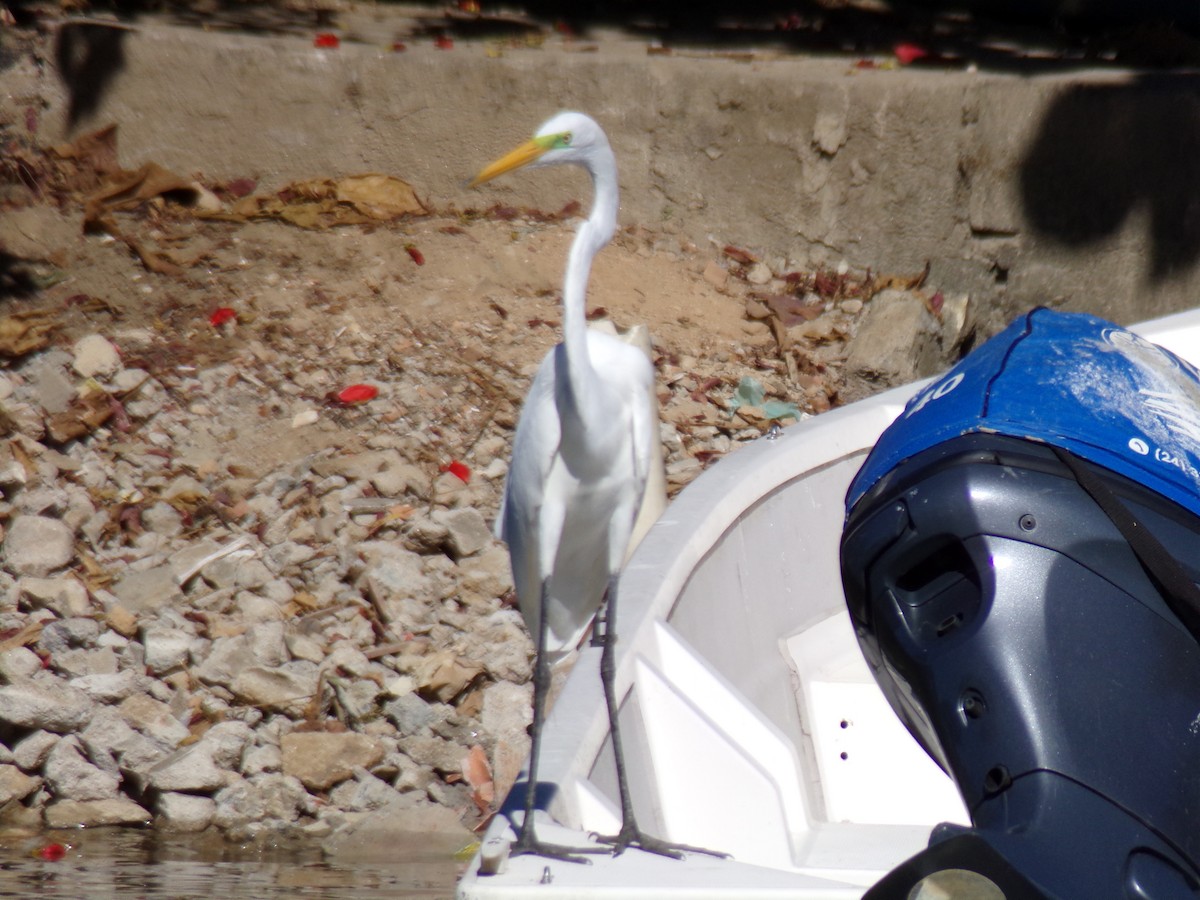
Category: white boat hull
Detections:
[{"x1": 458, "y1": 307, "x2": 1200, "y2": 898}]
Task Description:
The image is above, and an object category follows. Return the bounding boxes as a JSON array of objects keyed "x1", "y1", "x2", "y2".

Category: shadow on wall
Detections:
[
  {"x1": 56, "y1": 21, "x2": 130, "y2": 131},
  {"x1": 1019, "y1": 77, "x2": 1200, "y2": 282}
]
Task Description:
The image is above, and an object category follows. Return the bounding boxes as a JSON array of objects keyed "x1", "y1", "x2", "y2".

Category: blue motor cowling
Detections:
[{"x1": 841, "y1": 309, "x2": 1200, "y2": 899}]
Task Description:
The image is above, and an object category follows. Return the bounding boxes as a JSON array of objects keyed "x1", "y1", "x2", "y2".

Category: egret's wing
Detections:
[
  {"x1": 498, "y1": 351, "x2": 562, "y2": 628},
  {"x1": 627, "y1": 346, "x2": 658, "y2": 525}
]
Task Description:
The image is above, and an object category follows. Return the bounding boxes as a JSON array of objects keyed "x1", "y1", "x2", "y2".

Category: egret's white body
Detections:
[
  {"x1": 479, "y1": 111, "x2": 656, "y2": 655},
  {"x1": 500, "y1": 326, "x2": 656, "y2": 655},
  {"x1": 473, "y1": 113, "x2": 714, "y2": 862}
]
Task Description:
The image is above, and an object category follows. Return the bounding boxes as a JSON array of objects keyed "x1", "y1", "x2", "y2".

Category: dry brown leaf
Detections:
[
  {"x1": 366, "y1": 503, "x2": 416, "y2": 537},
  {"x1": 417, "y1": 650, "x2": 485, "y2": 702},
  {"x1": 45, "y1": 387, "x2": 114, "y2": 444},
  {"x1": 0, "y1": 620, "x2": 44, "y2": 653},
  {"x1": 0, "y1": 309, "x2": 57, "y2": 358},
  {"x1": 217, "y1": 174, "x2": 427, "y2": 229},
  {"x1": 334, "y1": 174, "x2": 427, "y2": 219},
  {"x1": 51, "y1": 123, "x2": 123, "y2": 192},
  {"x1": 105, "y1": 605, "x2": 138, "y2": 638},
  {"x1": 208, "y1": 620, "x2": 249, "y2": 639},
  {"x1": 764, "y1": 293, "x2": 823, "y2": 327},
  {"x1": 84, "y1": 161, "x2": 198, "y2": 223},
  {"x1": 870, "y1": 261, "x2": 930, "y2": 294},
  {"x1": 7, "y1": 439, "x2": 34, "y2": 480},
  {"x1": 461, "y1": 744, "x2": 495, "y2": 815}
]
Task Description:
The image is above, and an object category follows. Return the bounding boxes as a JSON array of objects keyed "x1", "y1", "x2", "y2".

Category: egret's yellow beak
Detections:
[{"x1": 469, "y1": 136, "x2": 552, "y2": 188}]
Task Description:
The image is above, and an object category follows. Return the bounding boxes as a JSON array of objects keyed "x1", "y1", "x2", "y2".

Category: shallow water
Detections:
[{"x1": 0, "y1": 828, "x2": 463, "y2": 899}]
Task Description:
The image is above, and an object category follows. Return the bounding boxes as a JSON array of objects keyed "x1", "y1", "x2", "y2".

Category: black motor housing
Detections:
[{"x1": 841, "y1": 433, "x2": 1200, "y2": 899}]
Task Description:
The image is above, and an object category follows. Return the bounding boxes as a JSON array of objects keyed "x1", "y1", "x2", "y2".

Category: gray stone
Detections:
[
  {"x1": 280, "y1": 731, "x2": 387, "y2": 791},
  {"x1": 358, "y1": 541, "x2": 433, "y2": 597},
  {"x1": 321, "y1": 798, "x2": 473, "y2": 862},
  {"x1": 203, "y1": 556, "x2": 272, "y2": 590},
  {"x1": 842, "y1": 290, "x2": 946, "y2": 402},
  {"x1": 16, "y1": 575, "x2": 91, "y2": 617},
  {"x1": 231, "y1": 662, "x2": 320, "y2": 717},
  {"x1": 140, "y1": 502, "x2": 184, "y2": 537},
  {"x1": 458, "y1": 546, "x2": 514, "y2": 604},
  {"x1": 156, "y1": 791, "x2": 215, "y2": 832},
  {"x1": 0, "y1": 764, "x2": 41, "y2": 804},
  {"x1": 481, "y1": 680, "x2": 533, "y2": 742},
  {"x1": 250, "y1": 772, "x2": 312, "y2": 822},
  {"x1": 33, "y1": 364, "x2": 74, "y2": 415},
  {"x1": 0, "y1": 646, "x2": 42, "y2": 681},
  {"x1": 198, "y1": 721, "x2": 254, "y2": 769},
  {"x1": 118, "y1": 693, "x2": 190, "y2": 747},
  {"x1": 0, "y1": 680, "x2": 95, "y2": 732},
  {"x1": 395, "y1": 733, "x2": 465, "y2": 776},
  {"x1": 72, "y1": 334, "x2": 123, "y2": 378},
  {"x1": 142, "y1": 627, "x2": 195, "y2": 674},
  {"x1": 70, "y1": 669, "x2": 141, "y2": 703},
  {"x1": 325, "y1": 643, "x2": 372, "y2": 677},
  {"x1": 431, "y1": 507, "x2": 492, "y2": 559},
  {"x1": 3, "y1": 516, "x2": 75, "y2": 577},
  {"x1": 111, "y1": 565, "x2": 183, "y2": 614},
  {"x1": 327, "y1": 676, "x2": 381, "y2": 724},
  {"x1": 240, "y1": 743, "x2": 282, "y2": 777},
  {"x1": 80, "y1": 707, "x2": 170, "y2": 789},
  {"x1": 212, "y1": 776, "x2": 268, "y2": 830},
  {"x1": 263, "y1": 541, "x2": 317, "y2": 574},
  {"x1": 472, "y1": 610, "x2": 533, "y2": 683},
  {"x1": 19, "y1": 486, "x2": 67, "y2": 519},
  {"x1": 327, "y1": 768, "x2": 400, "y2": 812},
  {"x1": 404, "y1": 516, "x2": 449, "y2": 554},
  {"x1": 44, "y1": 736, "x2": 121, "y2": 801},
  {"x1": 148, "y1": 743, "x2": 228, "y2": 792},
  {"x1": 383, "y1": 692, "x2": 437, "y2": 736},
  {"x1": 12, "y1": 730, "x2": 58, "y2": 772},
  {"x1": 746, "y1": 261, "x2": 773, "y2": 284},
  {"x1": 45, "y1": 798, "x2": 150, "y2": 828},
  {"x1": 37, "y1": 616, "x2": 101, "y2": 655},
  {"x1": 193, "y1": 634, "x2": 256, "y2": 687},
  {"x1": 229, "y1": 592, "x2": 282, "y2": 623},
  {"x1": 481, "y1": 680, "x2": 532, "y2": 801},
  {"x1": 284, "y1": 632, "x2": 326, "y2": 664},
  {"x1": 49, "y1": 646, "x2": 117, "y2": 679},
  {"x1": 246, "y1": 621, "x2": 288, "y2": 665}
]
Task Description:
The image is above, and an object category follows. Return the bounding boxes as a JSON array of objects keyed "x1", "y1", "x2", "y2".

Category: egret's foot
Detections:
[
  {"x1": 596, "y1": 826, "x2": 729, "y2": 860},
  {"x1": 511, "y1": 830, "x2": 609, "y2": 865}
]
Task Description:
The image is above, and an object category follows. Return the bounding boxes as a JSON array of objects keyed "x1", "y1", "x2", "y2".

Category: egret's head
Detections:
[{"x1": 470, "y1": 111, "x2": 608, "y2": 187}]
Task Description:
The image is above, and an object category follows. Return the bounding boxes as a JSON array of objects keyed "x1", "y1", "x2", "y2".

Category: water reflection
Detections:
[{"x1": 0, "y1": 827, "x2": 461, "y2": 898}]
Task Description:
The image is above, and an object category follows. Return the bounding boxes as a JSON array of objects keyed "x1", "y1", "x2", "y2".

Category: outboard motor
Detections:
[{"x1": 841, "y1": 309, "x2": 1200, "y2": 899}]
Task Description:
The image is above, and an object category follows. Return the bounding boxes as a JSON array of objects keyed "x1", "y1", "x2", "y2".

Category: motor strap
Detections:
[{"x1": 1054, "y1": 446, "x2": 1200, "y2": 642}]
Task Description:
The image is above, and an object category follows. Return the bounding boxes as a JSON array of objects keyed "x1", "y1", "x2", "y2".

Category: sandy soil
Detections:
[{"x1": 0, "y1": 100, "x2": 833, "y2": 493}]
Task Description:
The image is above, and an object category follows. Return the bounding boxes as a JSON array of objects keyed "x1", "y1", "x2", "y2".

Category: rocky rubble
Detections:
[{"x1": 0, "y1": 300, "x2": 834, "y2": 847}]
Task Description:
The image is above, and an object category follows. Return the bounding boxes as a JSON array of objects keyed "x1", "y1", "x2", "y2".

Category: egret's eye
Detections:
[{"x1": 560, "y1": 132, "x2": 573, "y2": 146}]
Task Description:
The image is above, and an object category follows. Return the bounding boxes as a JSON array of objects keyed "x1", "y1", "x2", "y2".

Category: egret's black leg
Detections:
[
  {"x1": 511, "y1": 580, "x2": 608, "y2": 864},
  {"x1": 592, "y1": 574, "x2": 729, "y2": 860}
]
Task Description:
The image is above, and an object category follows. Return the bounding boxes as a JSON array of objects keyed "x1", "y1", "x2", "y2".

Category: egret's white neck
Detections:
[{"x1": 559, "y1": 144, "x2": 618, "y2": 431}]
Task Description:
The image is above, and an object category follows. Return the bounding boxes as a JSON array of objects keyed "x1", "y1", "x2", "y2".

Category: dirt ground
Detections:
[{"x1": 0, "y1": 73, "x2": 870, "y2": 496}]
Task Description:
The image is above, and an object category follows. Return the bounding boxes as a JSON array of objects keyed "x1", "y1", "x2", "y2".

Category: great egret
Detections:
[{"x1": 471, "y1": 112, "x2": 714, "y2": 863}]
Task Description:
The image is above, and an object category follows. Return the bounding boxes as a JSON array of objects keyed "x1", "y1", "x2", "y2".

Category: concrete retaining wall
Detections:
[{"x1": 10, "y1": 19, "x2": 1200, "y2": 334}]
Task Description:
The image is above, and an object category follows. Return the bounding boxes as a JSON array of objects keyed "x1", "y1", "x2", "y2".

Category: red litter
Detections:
[
  {"x1": 894, "y1": 43, "x2": 929, "y2": 65},
  {"x1": 36, "y1": 843, "x2": 67, "y2": 861},
  {"x1": 441, "y1": 460, "x2": 471, "y2": 483},
  {"x1": 337, "y1": 384, "x2": 379, "y2": 405}
]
